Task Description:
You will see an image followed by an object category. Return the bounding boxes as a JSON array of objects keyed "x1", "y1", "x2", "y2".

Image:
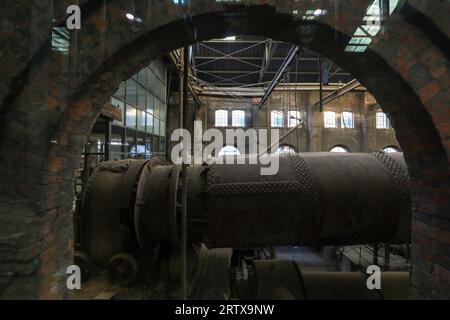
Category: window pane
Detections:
[
  {"x1": 146, "y1": 134, "x2": 153, "y2": 158},
  {"x1": 376, "y1": 112, "x2": 390, "y2": 129},
  {"x1": 324, "y1": 111, "x2": 337, "y2": 128},
  {"x1": 160, "y1": 101, "x2": 166, "y2": 121},
  {"x1": 271, "y1": 111, "x2": 283, "y2": 128},
  {"x1": 341, "y1": 111, "x2": 354, "y2": 128},
  {"x1": 215, "y1": 110, "x2": 228, "y2": 127},
  {"x1": 137, "y1": 84, "x2": 146, "y2": 110},
  {"x1": 126, "y1": 105, "x2": 137, "y2": 129},
  {"x1": 232, "y1": 110, "x2": 245, "y2": 127},
  {"x1": 111, "y1": 126, "x2": 125, "y2": 160},
  {"x1": 160, "y1": 120, "x2": 165, "y2": 137},
  {"x1": 115, "y1": 81, "x2": 126, "y2": 101},
  {"x1": 126, "y1": 129, "x2": 136, "y2": 158},
  {"x1": 147, "y1": 92, "x2": 154, "y2": 114},
  {"x1": 288, "y1": 111, "x2": 301, "y2": 127},
  {"x1": 154, "y1": 98, "x2": 160, "y2": 118},
  {"x1": 126, "y1": 79, "x2": 137, "y2": 106},
  {"x1": 154, "y1": 118, "x2": 160, "y2": 136},
  {"x1": 138, "y1": 68, "x2": 147, "y2": 86},
  {"x1": 137, "y1": 110, "x2": 146, "y2": 132},
  {"x1": 148, "y1": 70, "x2": 155, "y2": 91},
  {"x1": 147, "y1": 113, "x2": 154, "y2": 134},
  {"x1": 134, "y1": 132, "x2": 146, "y2": 159}
]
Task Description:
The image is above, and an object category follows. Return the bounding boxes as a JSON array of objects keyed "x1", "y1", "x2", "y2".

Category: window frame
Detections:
[
  {"x1": 288, "y1": 111, "x2": 301, "y2": 128},
  {"x1": 231, "y1": 110, "x2": 245, "y2": 127},
  {"x1": 376, "y1": 112, "x2": 391, "y2": 129},
  {"x1": 215, "y1": 109, "x2": 229, "y2": 127},
  {"x1": 341, "y1": 111, "x2": 354, "y2": 129},
  {"x1": 270, "y1": 110, "x2": 284, "y2": 128},
  {"x1": 324, "y1": 111, "x2": 337, "y2": 128}
]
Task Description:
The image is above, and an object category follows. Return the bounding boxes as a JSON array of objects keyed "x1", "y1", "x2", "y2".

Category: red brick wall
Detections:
[{"x1": 0, "y1": 0, "x2": 448, "y2": 299}]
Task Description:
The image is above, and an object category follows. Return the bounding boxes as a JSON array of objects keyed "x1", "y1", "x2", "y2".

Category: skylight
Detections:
[{"x1": 345, "y1": 0, "x2": 399, "y2": 53}]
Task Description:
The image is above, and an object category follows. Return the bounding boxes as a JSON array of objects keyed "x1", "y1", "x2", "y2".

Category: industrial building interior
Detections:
[{"x1": 0, "y1": 0, "x2": 449, "y2": 301}]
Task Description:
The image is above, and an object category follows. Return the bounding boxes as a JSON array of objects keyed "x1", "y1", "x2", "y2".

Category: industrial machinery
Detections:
[{"x1": 75, "y1": 152, "x2": 411, "y2": 299}]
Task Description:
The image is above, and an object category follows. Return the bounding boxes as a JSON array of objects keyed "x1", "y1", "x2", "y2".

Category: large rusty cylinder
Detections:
[
  {"x1": 132, "y1": 152, "x2": 411, "y2": 250},
  {"x1": 80, "y1": 158, "x2": 167, "y2": 265},
  {"x1": 80, "y1": 152, "x2": 411, "y2": 260}
]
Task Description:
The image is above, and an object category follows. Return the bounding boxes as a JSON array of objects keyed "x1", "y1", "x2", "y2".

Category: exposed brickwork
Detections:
[{"x1": 0, "y1": 0, "x2": 449, "y2": 299}]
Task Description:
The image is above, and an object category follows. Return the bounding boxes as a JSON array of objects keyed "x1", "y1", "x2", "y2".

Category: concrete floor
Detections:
[{"x1": 275, "y1": 246, "x2": 343, "y2": 271}]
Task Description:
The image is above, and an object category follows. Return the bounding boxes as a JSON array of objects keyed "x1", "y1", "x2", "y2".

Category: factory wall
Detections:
[{"x1": 195, "y1": 90, "x2": 399, "y2": 155}]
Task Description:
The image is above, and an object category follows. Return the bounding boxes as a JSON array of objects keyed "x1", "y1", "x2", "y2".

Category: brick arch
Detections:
[{"x1": 0, "y1": 1, "x2": 449, "y2": 299}]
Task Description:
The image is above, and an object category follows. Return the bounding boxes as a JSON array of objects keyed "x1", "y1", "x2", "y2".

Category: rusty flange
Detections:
[{"x1": 80, "y1": 159, "x2": 148, "y2": 266}]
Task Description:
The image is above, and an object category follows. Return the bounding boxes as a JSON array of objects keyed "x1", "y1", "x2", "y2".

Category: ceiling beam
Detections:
[
  {"x1": 259, "y1": 40, "x2": 279, "y2": 83},
  {"x1": 196, "y1": 40, "x2": 268, "y2": 68},
  {"x1": 194, "y1": 56, "x2": 325, "y2": 61},
  {"x1": 196, "y1": 70, "x2": 350, "y2": 75},
  {"x1": 258, "y1": 45, "x2": 302, "y2": 108}
]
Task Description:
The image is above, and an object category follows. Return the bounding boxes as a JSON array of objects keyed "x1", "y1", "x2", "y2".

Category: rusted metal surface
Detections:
[
  {"x1": 134, "y1": 158, "x2": 173, "y2": 250},
  {"x1": 81, "y1": 152, "x2": 411, "y2": 257},
  {"x1": 188, "y1": 152, "x2": 410, "y2": 248},
  {"x1": 80, "y1": 159, "x2": 148, "y2": 265}
]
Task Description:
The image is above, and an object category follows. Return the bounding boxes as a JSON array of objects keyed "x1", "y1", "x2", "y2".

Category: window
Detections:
[
  {"x1": 215, "y1": 110, "x2": 228, "y2": 127},
  {"x1": 147, "y1": 113, "x2": 154, "y2": 134},
  {"x1": 218, "y1": 146, "x2": 240, "y2": 156},
  {"x1": 126, "y1": 79, "x2": 138, "y2": 106},
  {"x1": 137, "y1": 84, "x2": 146, "y2": 110},
  {"x1": 288, "y1": 111, "x2": 301, "y2": 127},
  {"x1": 341, "y1": 111, "x2": 354, "y2": 128},
  {"x1": 376, "y1": 112, "x2": 391, "y2": 129},
  {"x1": 126, "y1": 105, "x2": 137, "y2": 129},
  {"x1": 324, "y1": 111, "x2": 337, "y2": 128},
  {"x1": 271, "y1": 111, "x2": 283, "y2": 128},
  {"x1": 137, "y1": 110, "x2": 146, "y2": 132},
  {"x1": 275, "y1": 145, "x2": 296, "y2": 155},
  {"x1": 330, "y1": 146, "x2": 351, "y2": 153},
  {"x1": 383, "y1": 146, "x2": 400, "y2": 153},
  {"x1": 232, "y1": 110, "x2": 245, "y2": 127}
]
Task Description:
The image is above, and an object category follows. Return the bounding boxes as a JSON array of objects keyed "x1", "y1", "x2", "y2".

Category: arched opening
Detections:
[
  {"x1": 330, "y1": 145, "x2": 352, "y2": 153},
  {"x1": 275, "y1": 145, "x2": 297, "y2": 155},
  {"x1": 383, "y1": 145, "x2": 401, "y2": 153},
  {"x1": 0, "y1": 1, "x2": 448, "y2": 299},
  {"x1": 218, "y1": 145, "x2": 241, "y2": 157}
]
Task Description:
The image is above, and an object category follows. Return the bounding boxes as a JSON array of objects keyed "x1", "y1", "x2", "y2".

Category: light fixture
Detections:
[{"x1": 126, "y1": 13, "x2": 135, "y2": 21}]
